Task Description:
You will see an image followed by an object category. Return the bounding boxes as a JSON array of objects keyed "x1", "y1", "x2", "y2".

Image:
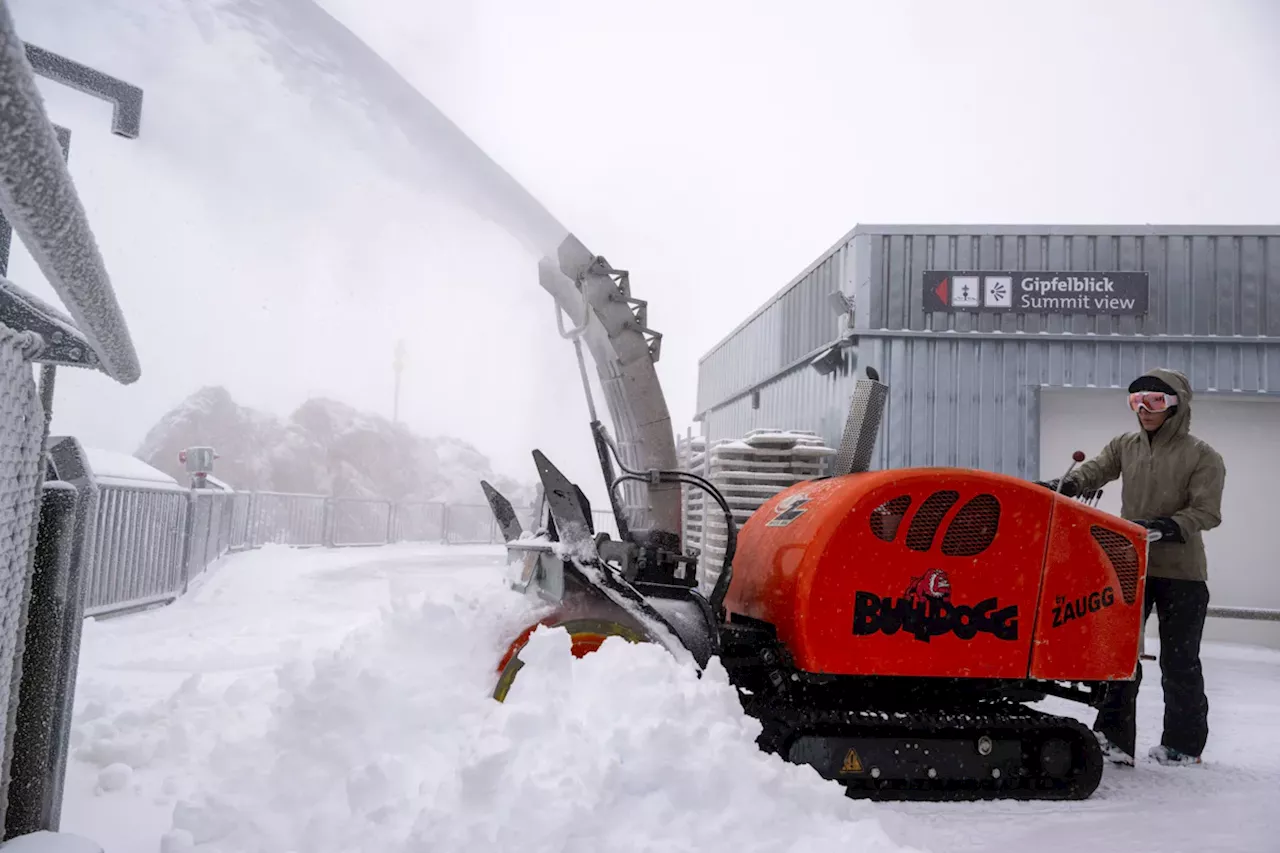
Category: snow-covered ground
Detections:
[{"x1": 60, "y1": 544, "x2": 1280, "y2": 853}]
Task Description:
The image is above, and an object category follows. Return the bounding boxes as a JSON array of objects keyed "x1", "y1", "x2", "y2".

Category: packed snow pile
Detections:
[
  {"x1": 134, "y1": 386, "x2": 535, "y2": 505},
  {"x1": 165, "y1": 595, "x2": 923, "y2": 853},
  {"x1": 62, "y1": 544, "x2": 926, "y2": 853}
]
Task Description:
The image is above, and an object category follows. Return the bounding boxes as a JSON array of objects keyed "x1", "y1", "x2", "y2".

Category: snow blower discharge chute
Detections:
[{"x1": 481, "y1": 243, "x2": 1157, "y2": 803}]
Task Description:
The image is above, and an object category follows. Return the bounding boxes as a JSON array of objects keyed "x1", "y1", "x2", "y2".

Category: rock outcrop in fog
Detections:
[{"x1": 135, "y1": 386, "x2": 534, "y2": 506}]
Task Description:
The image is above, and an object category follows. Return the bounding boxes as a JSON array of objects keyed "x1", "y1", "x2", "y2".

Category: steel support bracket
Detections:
[{"x1": 0, "y1": 280, "x2": 99, "y2": 370}]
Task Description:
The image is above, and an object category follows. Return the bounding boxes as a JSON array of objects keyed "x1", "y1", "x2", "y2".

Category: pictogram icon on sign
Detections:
[
  {"x1": 952, "y1": 275, "x2": 980, "y2": 307},
  {"x1": 984, "y1": 275, "x2": 1012, "y2": 308}
]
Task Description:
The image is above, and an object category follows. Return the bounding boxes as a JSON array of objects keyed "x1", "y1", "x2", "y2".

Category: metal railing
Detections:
[
  {"x1": 85, "y1": 483, "x2": 187, "y2": 616},
  {"x1": 246, "y1": 491, "x2": 327, "y2": 548},
  {"x1": 1207, "y1": 606, "x2": 1280, "y2": 622},
  {"x1": 331, "y1": 497, "x2": 394, "y2": 547},
  {"x1": 79, "y1": 479, "x2": 616, "y2": 618}
]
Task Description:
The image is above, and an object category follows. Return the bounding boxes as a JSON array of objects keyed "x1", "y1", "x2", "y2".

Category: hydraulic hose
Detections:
[
  {"x1": 609, "y1": 468, "x2": 738, "y2": 619},
  {"x1": 597, "y1": 423, "x2": 739, "y2": 616}
]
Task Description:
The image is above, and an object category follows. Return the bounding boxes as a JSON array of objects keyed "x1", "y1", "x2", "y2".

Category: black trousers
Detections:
[{"x1": 1094, "y1": 577, "x2": 1210, "y2": 758}]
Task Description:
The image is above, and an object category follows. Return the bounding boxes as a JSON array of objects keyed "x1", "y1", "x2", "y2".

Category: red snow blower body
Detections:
[
  {"x1": 726, "y1": 467, "x2": 1147, "y2": 686},
  {"x1": 482, "y1": 246, "x2": 1154, "y2": 803}
]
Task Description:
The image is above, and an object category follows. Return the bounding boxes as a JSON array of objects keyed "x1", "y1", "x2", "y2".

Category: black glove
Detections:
[
  {"x1": 1034, "y1": 478, "x2": 1106, "y2": 502},
  {"x1": 1034, "y1": 478, "x2": 1080, "y2": 498},
  {"x1": 1132, "y1": 517, "x2": 1184, "y2": 543}
]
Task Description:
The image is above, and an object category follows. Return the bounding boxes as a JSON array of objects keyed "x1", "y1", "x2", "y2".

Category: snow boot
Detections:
[
  {"x1": 1095, "y1": 731, "x2": 1134, "y2": 767},
  {"x1": 1149, "y1": 744, "x2": 1202, "y2": 766}
]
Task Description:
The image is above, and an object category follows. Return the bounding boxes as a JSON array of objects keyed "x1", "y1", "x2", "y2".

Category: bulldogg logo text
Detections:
[{"x1": 852, "y1": 569, "x2": 1019, "y2": 643}]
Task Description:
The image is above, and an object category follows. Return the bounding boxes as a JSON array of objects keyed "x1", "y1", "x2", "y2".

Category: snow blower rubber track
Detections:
[
  {"x1": 716, "y1": 622, "x2": 1106, "y2": 802},
  {"x1": 761, "y1": 703, "x2": 1104, "y2": 802}
]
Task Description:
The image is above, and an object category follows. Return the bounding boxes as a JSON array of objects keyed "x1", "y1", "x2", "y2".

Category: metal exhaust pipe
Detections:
[{"x1": 832, "y1": 366, "x2": 888, "y2": 476}]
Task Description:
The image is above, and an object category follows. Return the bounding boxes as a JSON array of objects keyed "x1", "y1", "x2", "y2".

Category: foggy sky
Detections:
[{"x1": 6, "y1": 0, "x2": 1279, "y2": 506}]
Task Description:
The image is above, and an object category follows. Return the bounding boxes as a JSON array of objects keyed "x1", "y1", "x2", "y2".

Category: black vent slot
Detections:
[
  {"x1": 869, "y1": 496, "x2": 912, "y2": 542},
  {"x1": 940, "y1": 494, "x2": 1001, "y2": 557},
  {"x1": 1091, "y1": 526, "x2": 1140, "y2": 605},
  {"x1": 904, "y1": 490, "x2": 960, "y2": 552}
]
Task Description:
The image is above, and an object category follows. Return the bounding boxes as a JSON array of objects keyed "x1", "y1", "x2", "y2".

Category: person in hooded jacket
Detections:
[{"x1": 1039, "y1": 368, "x2": 1226, "y2": 767}]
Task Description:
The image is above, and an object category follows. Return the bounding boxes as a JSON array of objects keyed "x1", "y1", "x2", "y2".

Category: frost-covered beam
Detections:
[
  {"x1": 0, "y1": 123, "x2": 69, "y2": 279},
  {"x1": 0, "y1": 2, "x2": 141, "y2": 384},
  {"x1": 22, "y1": 44, "x2": 142, "y2": 139}
]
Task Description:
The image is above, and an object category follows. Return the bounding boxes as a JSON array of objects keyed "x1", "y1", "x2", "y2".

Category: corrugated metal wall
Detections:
[
  {"x1": 696, "y1": 240, "x2": 851, "y2": 412},
  {"x1": 863, "y1": 228, "x2": 1280, "y2": 337},
  {"x1": 697, "y1": 226, "x2": 1280, "y2": 479}
]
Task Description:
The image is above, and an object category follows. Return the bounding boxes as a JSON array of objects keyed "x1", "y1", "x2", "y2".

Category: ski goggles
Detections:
[{"x1": 1128, "y1": 391, "x2": 1178, "y2": 413}]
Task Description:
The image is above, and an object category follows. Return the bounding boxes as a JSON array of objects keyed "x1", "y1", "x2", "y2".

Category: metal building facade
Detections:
[{"x1": 694, "y1": 224, "x2": 1280, "y2": 479}]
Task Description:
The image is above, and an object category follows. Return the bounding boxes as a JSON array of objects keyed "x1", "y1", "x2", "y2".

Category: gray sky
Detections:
[{"x1": 7, "y1": 0, "x2": 1279, "y2": 503}]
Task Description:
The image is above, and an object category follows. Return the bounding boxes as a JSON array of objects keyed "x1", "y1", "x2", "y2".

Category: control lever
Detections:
[
  {"x1": 1055, "y1": 451, "x2": 1086, "y2": 497},
  {"x1": 1050, "y1": 450, "x2": 1104, "y2": 505}
]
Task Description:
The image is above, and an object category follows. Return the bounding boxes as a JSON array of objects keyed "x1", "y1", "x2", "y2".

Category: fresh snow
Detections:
[
  {"x1": 59, "y1": 544, "x2": 1280, "y2": 853},
  {"x1": 82, "y1": 448, "x2": 179, "y2": 488},
  {"x1": 0, "y1": 831, "x2": 102, "y2": 853}
]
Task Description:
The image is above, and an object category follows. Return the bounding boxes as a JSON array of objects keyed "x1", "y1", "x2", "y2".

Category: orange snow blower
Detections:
[{"x1": 483, "y1": 367, "x2": 1154, "y2": 802}]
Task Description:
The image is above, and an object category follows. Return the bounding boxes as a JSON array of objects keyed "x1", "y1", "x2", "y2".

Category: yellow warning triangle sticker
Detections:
[{"x1": 840, "y1": 748, "x2": 863, "y2": 774}]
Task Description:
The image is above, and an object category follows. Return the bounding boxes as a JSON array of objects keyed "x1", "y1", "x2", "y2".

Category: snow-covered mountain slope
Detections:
[{"x1": 136, "y1": 386, "x2": 534, "y2": 505}]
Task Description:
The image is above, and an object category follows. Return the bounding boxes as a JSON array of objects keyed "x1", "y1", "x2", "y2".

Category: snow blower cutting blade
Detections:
[
  {"x1": 481, "y1": 480, "x2": 524, "y2": 544},
  {"x1": 532, "y1": 450, "x2": 598, "y2": 558}
]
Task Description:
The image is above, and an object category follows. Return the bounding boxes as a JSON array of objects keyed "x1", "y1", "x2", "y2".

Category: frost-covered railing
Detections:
[
  {"x1": 243, "y1": 491, "x2": 328, "y2": 548},
  {"x1": 79, "y1": 477, "x2": 617, "y2": 618},
  {"x1": 331, "y1": 497, "x2": 394, "y2": 547},
  {"x1": 83, "y1": 482, "x2": 187, "y2": 617}
]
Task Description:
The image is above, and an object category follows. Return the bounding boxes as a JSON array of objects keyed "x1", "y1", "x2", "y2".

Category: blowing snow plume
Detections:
[
  {"x1": 5, "y1": 0, "x2": 605, "y2": 488},
  {"x1": 213, "y1": 0, "x2": 571, "y2": 259},
  {"x1": 207, "y1": 0, "x2": 682, "y2": 531}
]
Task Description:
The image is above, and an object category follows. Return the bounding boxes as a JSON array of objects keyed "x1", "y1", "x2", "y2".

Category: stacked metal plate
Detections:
[
  {"x1": 675, "y1": 433, "x2": 707, "y2": 580},
  {"x1": 681, "y1": 429, "x2": 835, "y2": 595}
]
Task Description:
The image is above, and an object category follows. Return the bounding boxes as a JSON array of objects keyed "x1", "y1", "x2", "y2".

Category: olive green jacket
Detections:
[{"x1": 1067, "y1": 368, "x2": 1226, "y2": 582}]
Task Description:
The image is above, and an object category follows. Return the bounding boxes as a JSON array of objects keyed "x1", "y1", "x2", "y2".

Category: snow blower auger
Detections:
[{"x1": 483, "y1": 237, "x2": 1155, "y2": 802}]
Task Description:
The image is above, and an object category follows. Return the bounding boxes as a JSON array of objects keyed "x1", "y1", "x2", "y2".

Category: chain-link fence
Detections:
[{"x1": 0, "y1": 325, "x2": 50, "y2": 838}]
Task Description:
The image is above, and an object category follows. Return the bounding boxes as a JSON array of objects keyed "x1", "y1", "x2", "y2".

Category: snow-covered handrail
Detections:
[{"x1": 0, "y1": 1, "x2": 141, "y2": 384}]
